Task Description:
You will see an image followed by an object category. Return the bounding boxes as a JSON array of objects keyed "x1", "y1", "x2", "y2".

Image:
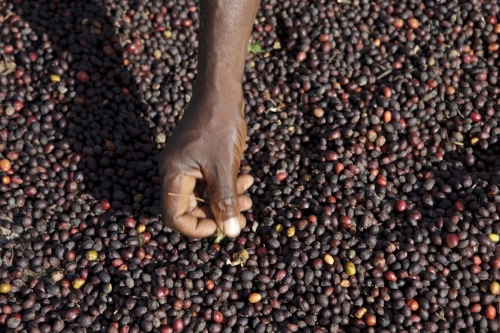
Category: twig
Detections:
[
  {"x1": 167, "y1": 192, "x2": 205, "y2": 203},
  {"x1": 449, "y1": 103, "x2": 464, "y2": 118},
  {"x1": 470, "y1": 180, "x2": 480, "y2": 190},
  {"x1": 266, "y1": 99, "x2": 280, "y2": 114},
  {"x1": 377, "y1": 69, "x2": 392, "y2": 80},
  {"x1": 435, "y1": 306, "x2": 446, "y2": 321}
]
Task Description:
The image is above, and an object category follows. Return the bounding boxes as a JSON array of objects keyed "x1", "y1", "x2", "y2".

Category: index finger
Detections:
[
  {"x1": 161, "y1": 173, "x2": 218, "y2": 238},
  {"x1": 161, "y1": 173, "x2": 197, "y2": 219},
  {"x1": 171, "y1": 214, "x2": 218, "y2": 238}
]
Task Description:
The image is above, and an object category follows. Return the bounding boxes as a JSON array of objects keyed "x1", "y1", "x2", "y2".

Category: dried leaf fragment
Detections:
[
  {"x1": 214, "y1": 227, "x2": 225, "y2": 244},
  {"x1": 0, "y1": 56, "x2": 16, "y2": 76},
  {"x1": 226, "y1": 249, "x2": 249, "y2": 267}
]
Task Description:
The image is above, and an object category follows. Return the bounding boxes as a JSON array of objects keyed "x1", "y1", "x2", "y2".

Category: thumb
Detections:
[{"x1": 205, "y1": 166, "x2": 243, "y2": 238}]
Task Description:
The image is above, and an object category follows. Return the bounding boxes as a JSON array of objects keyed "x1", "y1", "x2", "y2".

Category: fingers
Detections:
[
  {"x1": 191, "y1": 194, "x2": 252, "y2": 219},
  {"x1": 161, "y1": 174, "x2": 214, "y2": 238},
  {"x1": 170, "y1": 214, "x2": 218, "y2": 238},
  {"x1": 190, "y1": 205, "x2": 213, "y2": 219},
  {"x1": 196, "y1": 174, "x2": 254, "y2": 201},
  {"x1": 161, "y1": 174, "x2": 197, "y2": 223},
  {"x1": 204, "y1": 165, "x2": 242, "y2": 238},
  {"x1": 162, "y1": 170, "x2": 253, "y2": 238},
  {"x1": 237, "y1": 174, "x2": 254, "y2": 194},
  {"x1": 212, "y1": 198, "x2": 241, "y2": 238},
  {"x1": 237, "y1": 195, "x2": 253, "y2": 212},
  {"x1": 184, "y1": 174, "x2": 253, "y2": 214},
  {"x1": 238, "y1": 214, "x2": 246, "y2": 230}
]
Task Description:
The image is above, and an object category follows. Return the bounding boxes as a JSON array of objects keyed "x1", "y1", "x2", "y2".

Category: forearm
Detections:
[
  {"x1": 194, "y1": 0, "x2": 260, "y2": 99},
  {"x1": 160, "y1": 1, "x2": 259, "y2": 239}
]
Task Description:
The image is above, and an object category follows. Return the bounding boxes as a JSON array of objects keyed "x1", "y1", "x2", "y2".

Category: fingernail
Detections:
[{"x1": 223, "y1": 217, "x2": 241, "y2": 238}]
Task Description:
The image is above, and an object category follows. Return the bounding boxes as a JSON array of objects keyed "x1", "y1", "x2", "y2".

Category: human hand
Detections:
[{"x1": 158, "y1": 97, "x2": 253, "y2": 239}]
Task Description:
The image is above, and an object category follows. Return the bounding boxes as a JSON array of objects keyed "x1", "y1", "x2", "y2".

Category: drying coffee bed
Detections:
[{"x1": 1, "y1": 0, "x2": 500, "y2": 332}]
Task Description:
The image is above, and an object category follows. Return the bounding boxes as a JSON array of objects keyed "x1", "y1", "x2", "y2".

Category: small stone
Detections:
[
  {"x1": 358, "y1": 76, "x2": 368, "y2": 86},
  {"x1": 5, "y1": 106, "x2": 15, "y2": 116},
  {"x1": 7, "y1": 317, "x2": 21, "y2": 328},
  {"x1": 155, "y1": 133, "x2": 166, "y2": 144},
  {"x1": 58, "y1": 85, "x2": 68, "y2": 94}
]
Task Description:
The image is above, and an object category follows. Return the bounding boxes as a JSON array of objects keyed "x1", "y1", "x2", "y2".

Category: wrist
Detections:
[
  {"x1": 190, "y1": 77, "x2": 244, "y2": 115},
  {"x1": 196, "y1": 54, "x2": 244, "y2": 77},
  {"x1": 194, "y1": 70, "x2": 243, "y2": 95}
]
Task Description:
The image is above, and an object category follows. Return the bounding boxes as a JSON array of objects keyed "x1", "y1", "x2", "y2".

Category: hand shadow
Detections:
[
  {"x1": 0, "y1": 0, "x2": 187, "y2": 331},
  {"x1": 0, "y1": 1, "x2": 183, "y2": 222}
]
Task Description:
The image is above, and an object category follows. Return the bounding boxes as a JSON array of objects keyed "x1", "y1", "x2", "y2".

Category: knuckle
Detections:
[{"x1": 212, "y1": 196, "x2": 238, "y2": 214}]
